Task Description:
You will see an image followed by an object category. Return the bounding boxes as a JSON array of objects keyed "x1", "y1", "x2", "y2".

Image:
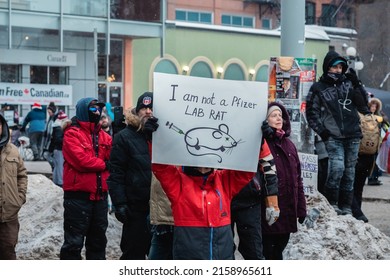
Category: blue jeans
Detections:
[
  {"x1": 325, "y1": 137, "x2": 360, "y2": 192},
  {"x1": 29, "y1": 131, "x2": 43, "y2": 160},
  {"x1": 148, "y1": 225, "x2": 174, "y2": 260}
]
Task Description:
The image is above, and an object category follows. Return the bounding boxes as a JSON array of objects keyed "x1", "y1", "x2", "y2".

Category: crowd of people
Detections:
[{"x1": 0, "y1": 50, "x2": 388, "y2": 260}]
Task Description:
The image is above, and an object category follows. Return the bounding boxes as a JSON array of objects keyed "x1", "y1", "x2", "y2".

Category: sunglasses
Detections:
[{"x1": 88, "y1": 107, "x2": 100, "y2": 113}]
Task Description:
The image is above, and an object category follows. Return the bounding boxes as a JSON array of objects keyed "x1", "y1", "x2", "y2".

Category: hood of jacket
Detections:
[
  {"x1": 124, "y1": 107, "x2": 143, "y2": 131},
  {"x1": 0, "y1": 114, "x2": 10, "y2": 148},
  {"x1": 268, "y1": 101, "x2": 291, "y2": 137},
  {"x1": 369, "y1": 97, "x2": 383, "y2": 114},
  {"x1": 322, "y1": 50, "x2": 348, "y2": 74},
  {"x1": 75, "y1": 97, "x2": 98, "y2": 122}
]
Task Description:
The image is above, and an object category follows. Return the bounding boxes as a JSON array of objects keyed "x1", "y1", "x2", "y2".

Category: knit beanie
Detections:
[
  {"x1": 48, "y1": 102, "x2": 57, "y2": 113},
  {"x1": 136, "y1": 92, "x2": 153, "y2": 113},
  {"x1": 267, "y1": 105, "x2": 282, "y2": 118}
]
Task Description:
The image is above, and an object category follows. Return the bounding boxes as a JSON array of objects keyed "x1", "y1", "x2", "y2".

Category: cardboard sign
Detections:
[
  {"x1": 298, "y1": 152, "x2": 318, "y2": 196},
  {"x1": 152, "y1": 73, "x2": 268, "y2": 172}
]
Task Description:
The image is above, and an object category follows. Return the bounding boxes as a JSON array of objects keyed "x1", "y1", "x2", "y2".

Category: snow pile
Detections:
[{"x1": 16, "y1": 175, "x2": 390, "y2": 260}]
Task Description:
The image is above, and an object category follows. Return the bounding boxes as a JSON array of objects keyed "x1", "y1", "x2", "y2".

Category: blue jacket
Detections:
[{"x1": 22, "y1": 108, "x2": 46, "y2": 133}]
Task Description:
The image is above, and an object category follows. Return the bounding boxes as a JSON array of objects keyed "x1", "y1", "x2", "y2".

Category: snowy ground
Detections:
[{"x1": 16, "y1": 175, "x2": 390, "y2": 260}]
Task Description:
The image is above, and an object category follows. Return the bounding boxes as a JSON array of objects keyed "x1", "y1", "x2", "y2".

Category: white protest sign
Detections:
[
  {"x1": 152, "y1": 73, "x2": 268, "y2": 172},
  {"x1": 298, "y1": 152, "x2": 318, "y2": 196},
  {"x1": 3, "y1": 110, "x2": 15, "y2": 126}
]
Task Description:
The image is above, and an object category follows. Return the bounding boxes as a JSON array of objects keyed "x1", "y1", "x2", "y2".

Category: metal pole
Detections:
[{"x1": 281, "y1": 0, "x2": 305, "y2": 58}]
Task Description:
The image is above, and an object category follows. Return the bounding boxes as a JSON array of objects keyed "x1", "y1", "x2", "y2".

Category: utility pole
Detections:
[{"x1": 280, "y1": 0, "x2": 305, "y2": 57}]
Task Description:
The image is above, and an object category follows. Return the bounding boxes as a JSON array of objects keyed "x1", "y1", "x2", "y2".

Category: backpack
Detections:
[{"x1": 358, "y1": 113, "x2": 380, "y2": 155}]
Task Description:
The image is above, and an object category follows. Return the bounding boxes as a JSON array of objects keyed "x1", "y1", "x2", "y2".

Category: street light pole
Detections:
[
  {"x1": 280, "y1": 0, "x2": 305, "y2": 58},
  {"x1": 346, "y1": 46, "x2": 364, "y2": 75}
]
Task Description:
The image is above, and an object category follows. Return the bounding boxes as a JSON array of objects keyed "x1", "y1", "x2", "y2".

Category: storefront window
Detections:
[
  {"x1": 30, "y1": 66, "x2": 67, "y2": 84},
  {"x1": 98, "y1": 39, "x2": 123, "y2": 82},
  {"x1": 110, "y1": 86, "x2": 121, "y2": 107},
  {"x1": 98, "y1": 84, "x2": 107, "y2": 103},
  {"x1": 1, "y1": 65, "x2": 20, "y2": 83},
  {"x1": 30, "y1": 66, "x2": 48, "y2": 84},
  {"x1": 109, "y1": 40, "x2": 123, "y2": 82},
  {"x1": 50, "y1": 67, "x2": 68, "y2": 85}
]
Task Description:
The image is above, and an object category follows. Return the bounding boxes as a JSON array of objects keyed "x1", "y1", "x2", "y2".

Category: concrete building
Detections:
[{"x1": 1, "y1": 0, "x2": 348, "y2": 120}]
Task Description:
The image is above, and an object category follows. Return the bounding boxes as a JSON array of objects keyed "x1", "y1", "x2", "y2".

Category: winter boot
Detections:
[
  {"x1": 339, "y1": 190, "x2": 354, "y2": 215},
  {"x1": 325, "y1": 187, "x2": 342, "y2": 215}
]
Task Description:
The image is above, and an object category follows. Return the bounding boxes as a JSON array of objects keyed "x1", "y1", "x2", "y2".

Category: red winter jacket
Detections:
[
  {"x1": 62, "y1": 119, "x2": 112, "y2": 200},
  {"x1": 152, "y1": 164, "x2": 255, "y2": 227}
]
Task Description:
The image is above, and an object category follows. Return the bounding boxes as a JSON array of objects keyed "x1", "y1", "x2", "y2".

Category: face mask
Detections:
[
  {"x1": 88, "y1": 107, "x2": 101, "y2": 123},
  {"x1": 327, "y1": 72, "x2": 343, "y2": 81}
]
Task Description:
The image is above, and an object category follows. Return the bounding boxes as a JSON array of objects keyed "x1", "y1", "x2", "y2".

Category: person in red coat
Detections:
[
  {"x1": 60, "y1": 97, "x2": 112, "y2": 260},
  {"x1": 261, "y1": 102, "x2": 307, "y2": 260},
  {"x1": 152, "y1": 164, "x2": 256, "y2": 260}
]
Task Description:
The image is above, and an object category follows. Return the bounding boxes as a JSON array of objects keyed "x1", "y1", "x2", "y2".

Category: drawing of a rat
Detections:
[{"x1": 166, "y1": 122, "x2": 242, "y2": 163}]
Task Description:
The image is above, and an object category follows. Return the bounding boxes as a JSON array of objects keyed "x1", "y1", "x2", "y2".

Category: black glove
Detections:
[
  {"x1": 143, "y1": 117, "x2": 159, "y2": 140},
  {"x1": 298, "y1": 217, "x2": 306, "y2": 224},
  {"x1": 261, "y1": 120, "x2": 275, "y2": 140},
  {"x1": 20, "y1": 127, "x2": 26, "y2": 133},
  {"x1": 345, "y1": 68, "x2": 361, "y2": 87},
  {"x1": 319, "y1": 129, "x2": 330, "y2": 141},
  {"x1": 114, "y1": 204, "x2": 131, "y2": 224}
]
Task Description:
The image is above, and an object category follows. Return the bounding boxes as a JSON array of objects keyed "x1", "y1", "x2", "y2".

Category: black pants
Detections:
[
  {"x1": 352, "y1": 154, "x2": 375, "y2": 217},
  {"x1": 231, "y1": 204, "x2": 264, "y2": 260},
  {"x1": 60, "y1": 198, "x2": 108, "y2": 260},
  {"x1": 119, "y1": 211, "x2": 151, "y2": 260},
  {"x1": 0, "y1": 219, "x2": 19, "y2": 260},
  {"x1": 262, "y1": 233, "x2": 290, "y2": 260}
]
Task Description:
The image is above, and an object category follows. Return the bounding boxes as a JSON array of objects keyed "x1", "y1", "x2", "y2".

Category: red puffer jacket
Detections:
[
  {"x1": 62, "y1": 119, "x2": 112, "y2": 200},
  {"x1": 152, "y1": 164, "x2": 254, "y2": 227}
]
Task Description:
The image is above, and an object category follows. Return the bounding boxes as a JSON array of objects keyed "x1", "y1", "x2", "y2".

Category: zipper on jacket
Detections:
[
  {"x1": 201, "y1": 175, "x2": 208, "y2": 216},
  {"x1": 202, "y1": 190, "x2": 206, "y2": 215},
  {"x1": 215, "y1": 189, "x2": 223, "y2": 211}
]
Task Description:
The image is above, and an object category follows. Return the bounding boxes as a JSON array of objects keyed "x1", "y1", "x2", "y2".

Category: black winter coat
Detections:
[
  {"x1": 306, "y1": 51, "x2": 366, "y2": 140},
  {"x1": 107, "y1": 114, "x2": 151, "y2": 213}
]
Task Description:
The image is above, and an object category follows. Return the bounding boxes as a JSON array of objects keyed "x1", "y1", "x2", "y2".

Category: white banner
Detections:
[
  {"x1": 152, "y1": 73, "x2": 268, "y2": 172},
  {"x1": 0, "y1": 83, "x2": 72, "y2": 105}
]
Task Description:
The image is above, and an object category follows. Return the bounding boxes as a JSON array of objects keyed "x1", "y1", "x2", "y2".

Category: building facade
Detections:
[{"x1": 2, "y1": 0, "x2": 359, "y2": 120}]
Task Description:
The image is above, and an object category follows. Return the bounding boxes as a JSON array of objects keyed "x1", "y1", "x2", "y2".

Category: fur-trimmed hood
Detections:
[
  {"x1": 124, "y1": 107, "x2": 143, "y2": 131},
  {"x1": 369, "y1": 97, "x2": 383, "y2": 114}
]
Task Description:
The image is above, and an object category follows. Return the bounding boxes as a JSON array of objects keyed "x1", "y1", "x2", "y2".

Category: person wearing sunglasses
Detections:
[{"x1": 60, "y1": 97, "x2": 112, "y2": 260}]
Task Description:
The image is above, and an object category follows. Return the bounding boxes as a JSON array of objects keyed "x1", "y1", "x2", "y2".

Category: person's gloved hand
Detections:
[
  {"x1": 298, "y1": 217, "x2": 306, "y2": 224},
  {"x1": 114, "y1": 204, "x2": 131, "y2": 224},
  {"x1": 265, "y1": 195, "x2": 280, "y2": 226},
  {"x1": 319, "y1": 129, "x2": 330, "y2": 141},
  {"x1": 261, "y1": 120, "x2": 275, "y2": 140},
  {"x1": 345, "y1": 68, "x2": 361, "y2": 87},
  {"x1": 143, "y1": 117, "x2": 159, "y2": 140}
]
